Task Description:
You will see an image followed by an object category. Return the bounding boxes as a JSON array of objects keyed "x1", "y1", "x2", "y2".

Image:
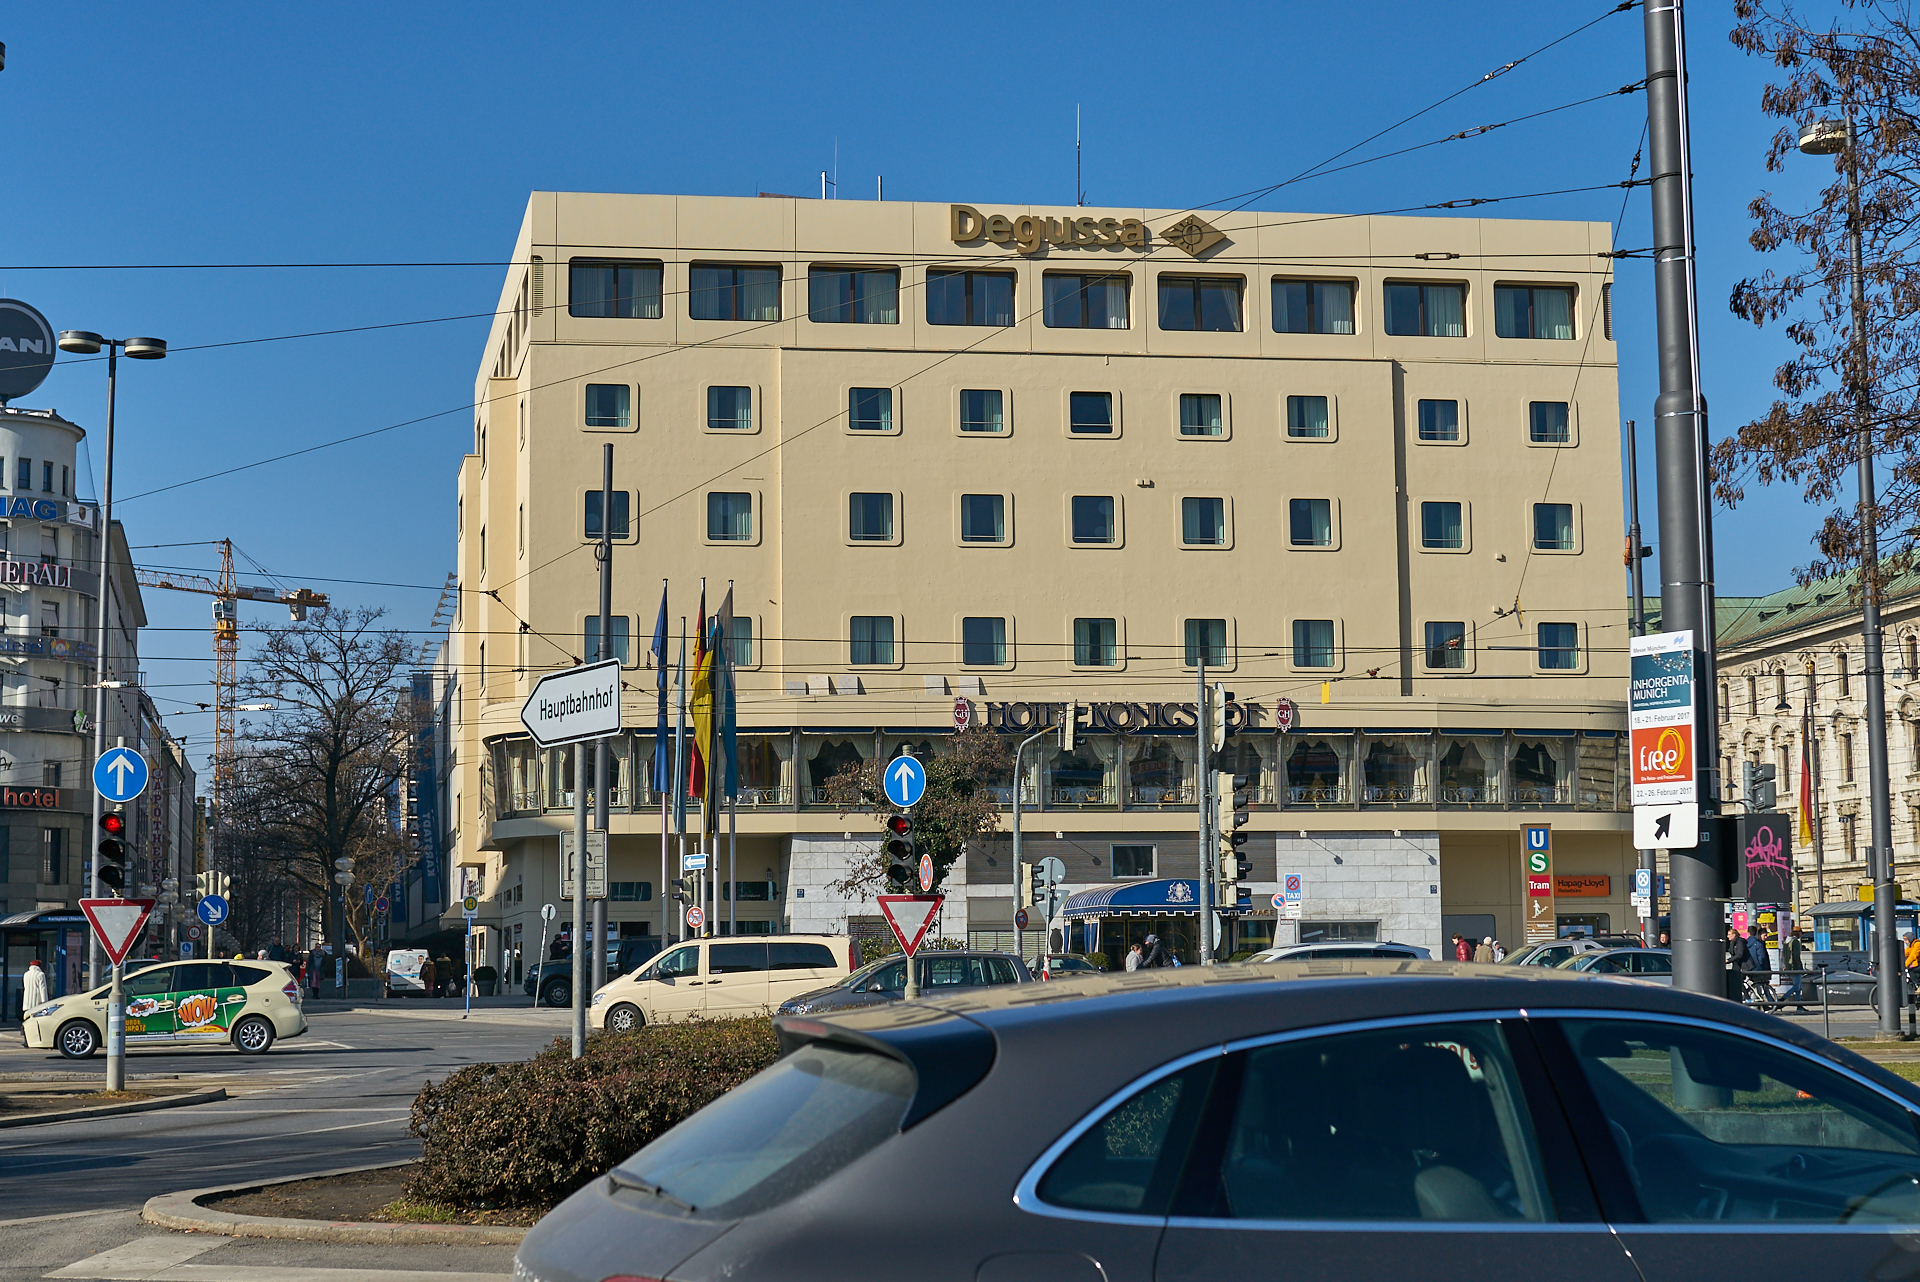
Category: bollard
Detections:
[{"x1": 1821, "y1": 966, "x2": 1831, "y2": 1042}]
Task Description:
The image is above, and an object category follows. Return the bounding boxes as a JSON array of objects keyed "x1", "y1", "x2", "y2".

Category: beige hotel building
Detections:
[{"x1": 445, "y1": 190, "x2": 1636, "y2": 976}]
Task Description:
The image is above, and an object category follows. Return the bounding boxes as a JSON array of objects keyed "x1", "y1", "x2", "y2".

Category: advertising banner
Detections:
[{"x1": 1630, "y1": 630, "x2": 1697, "y2": 805}]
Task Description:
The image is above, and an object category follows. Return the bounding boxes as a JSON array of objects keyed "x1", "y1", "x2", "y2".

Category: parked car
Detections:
[
  {"x1": 1505, "y1": 935, "x2": 1643, "y2": 968},
  {"x1": 524, "y1": 937, "x2": 664, "y2": 1007},
  {"x1": 776, "y1": 950, "x2": 1030, "y2": 1015},
  {"x1": 24, "y1": 959, "x2": 307, "y2": 1058},
  {"x1": 1246, "y1": 941, "x2": 1432, "y2": 963},
  {"x1": 1553, "y1": 947, "x2": 1673, "y2": 985},
  {"x1": 591, "y1": 936, "x2": 853, "y2": 1031},
  {"x1": 519, "y1": 960, "x2": 1920, "y2": 1281},
  {"x1": 1029, "y1": 953, "x2": 1101, "y2": 977}
]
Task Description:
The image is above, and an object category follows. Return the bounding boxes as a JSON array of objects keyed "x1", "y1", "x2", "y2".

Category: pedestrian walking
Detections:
[
  {"x1": 1124, "y1": 943, "x2": 1143, "y2": 973},
  {"x1": 1746, "y1": 926, "x2": 1776, "y2": 1010},
  {"x1": 1141, "y1": 935, "x2": 1170, "y2": 969},
  {"x1": 1491, "y1": 939, "x2": 1507, "y2": 962},
  {"x1": 1473, "y1": 937, "x2": 1494, "y2": 964},
  {"x1": 1451, "y1": 932, "x2": 1472, "y2": 962},
  {"x1": 22, "y1": 960, "x2": 48, "y2": 1016},
  {"x1": 1781, "y1": 925, "x2": 1810, "y2": 1011}
]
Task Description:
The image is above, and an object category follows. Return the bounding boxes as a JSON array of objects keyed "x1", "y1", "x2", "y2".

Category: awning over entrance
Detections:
[
  {"x1": 0, "y1": 910, "x2": 86, "y2": 931},
  {"x1": 1060, "y1": 879, "x2": 1251, "y2": 919}
]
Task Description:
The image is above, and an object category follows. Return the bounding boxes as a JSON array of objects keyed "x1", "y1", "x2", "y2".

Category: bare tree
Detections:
[
  {"x1": 1722, "y1": 1, "x2": 1920, "y2": 583},
  {"x1": 825, "y1": 727, "x2": 1012, "y2": 899},
  {"x1": 229, "y1": 608, "x2": 411, "y2": 957}
]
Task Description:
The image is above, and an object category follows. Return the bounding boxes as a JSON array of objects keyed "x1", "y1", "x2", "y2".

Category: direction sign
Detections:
[
  {"x1": 877, "y1": 894, "x2": 943, "y2": 956},
  {"x1": 686, "y1": 905, "x2": 705, "y2": 930},
  {"x1": 518, "y1": 659, "x2": 623, "y2": 748},
  {"x1": 1634, "y1": 801, "x2": 1699, "y2": 849},
  {"x1": 918, "y1": 853, "x2": 934, "y2": 892},
  {"x1": 881, "y1": 755, "x2": 927, "y2": 808},
  {"x1": 81, "y1": 897, "x2": 155, "y2": 966},
  {"x1": 93, "y1": 746, "x2": 149, "y2": 804},
  {"x1": 683, "y1": 850, "x2": 709, "y2": 871},
  {"x1": 953, "y1": 698, "x2": 971, "y2": 730},
  {"x1": 196, "y1": 894, "x2": 229, "y2": 926}
]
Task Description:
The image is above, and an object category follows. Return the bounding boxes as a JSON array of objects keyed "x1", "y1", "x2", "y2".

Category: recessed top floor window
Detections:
[
  {"x1": 1289, "y1": 498, "x2": 1332, "y2": 547},
  {"x1": 926, "y1": 270, "x2": 1014, "y2": 327},
  {"x1": 1158, "y1": 275, "x2": 1242, "y2": 332},
  {"x1": 569, "y1": 258, "x2": 663, "y2": 319},
  {"x1": 1383, "y1": 281, "x2": 1466, "y2": 337},
  {"x1": 1070, "y1": 496, "x2": 1115, "y2": 544},
  {"x1": 708, "y1": 386, "x2": 751, "y2": 431},
  {"x1": 1529, "y1": 401, "x2": 1571, "y2": 444},
  {"x1": 583, "y1": 490, "x2": 631, "y2": 540},
  {"x1": 708, "y1": 492, "x2": 753, "y2": 541},
  {"x1": 1533, "y1": 502, "x2": 1575, "y2": 551},
  {"x1": 1043, "y1": 273, "x2": 1130, "y2": 329},
  {"x1": 584, "y1": 384, "x2": 631, "y2": 429},
  {"x1": 808, "y1": 267, "x2": 898, "y2": 324},
  {"x1": 962, "y1": 616, "x2": 1007, "y2": 666},
  {"x1": 960, "y1": 389, "x2": 1005, "y2": 434},
  {"x1": 1185, "y1": 618, "x2": 1228, "y2": 668},
  {"x1": 960, "y1": 494, "x2": 1006, "y2": 543},
  {"x1": 1179, "y1": 393, "x2": 1222, "y2": 437},
  {"x1": 1272, "y1": 278, "x2": 1356, "y2": 334},
  {"x1": 14, "y1": 459, "x2": 26, "y2": 490},
  {"x1": 690, "y1": 263, "x2": 781, "y2": 322},
  {"x1": 1418, "y1": 399, "x2": 1460, "y2": 442},
  {"x1": 1182, "y1": 497, "x2": 1226, "y2": 546},
  {"x1": 849, "y1": 492, "x2": 895, "y2": 541},
  {"x1": 1069, "y1": 391, "x2": 1114, "y2": 435},
  {"x1": 1420, "y1": 501, "x2": 1463, "y2": 550},
  {"x1": 1075, "y1": 618, "x2": 1118, "y2": 667},
  {"x1": 849, "y1": 387, "x2": 893, "y2": 432},
  {"x1": 1495, "y1": 284, "x2": 1575, "y2": 340},
  {"x1": 850, "y1": 616, "x2": 895, "y2": 666},
  {"x1": 1425, "y1": 621, "x2": 1467, "y2": 669},
  {"x1": 41, "y1": 462, "x2": 52, "y2": 494}
]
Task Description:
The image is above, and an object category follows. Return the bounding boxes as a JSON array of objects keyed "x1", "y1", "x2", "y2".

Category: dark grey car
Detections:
[
  {"x1": 775, "y1": 950, "x2": 1030, "y2": 1015},
  {"x1": 517, "y1": 961, "x2": 1920, "y2": 1282}
]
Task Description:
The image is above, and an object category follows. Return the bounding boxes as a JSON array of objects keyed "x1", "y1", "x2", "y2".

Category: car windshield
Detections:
[{"x1": 613, "y1": 1042, "x2": 914, "y2": 1218}]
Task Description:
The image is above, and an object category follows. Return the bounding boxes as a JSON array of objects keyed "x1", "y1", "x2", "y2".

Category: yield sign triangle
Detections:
[
  {"x1": 877, "y1": 894, "x2": 944, "y2": 957},
  {"x1": 80, "y1": 898, "x2": 155, "y2": 966}
]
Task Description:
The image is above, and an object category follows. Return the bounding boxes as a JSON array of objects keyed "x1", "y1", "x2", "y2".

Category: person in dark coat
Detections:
[{"x1": 1141, "y1": 935, "x2": 1170, "y2": 969}]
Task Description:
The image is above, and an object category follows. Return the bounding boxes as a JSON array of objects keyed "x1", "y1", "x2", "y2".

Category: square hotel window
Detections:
[
  {"x1": 1417, "y1": 399, "x2": 1460, "y2": 442},
  {"x1": 849, "y1": 387, "x2": 893, "y2": 432},
  {"x1": 707, "y1": 492, "x2": 753, "y2": 541},
  {"x1": 1289, "y1": 498, "x2": 1332, "y2": 547},
  {"x1": 1530, "y1": 401, "x2": 1570, "y2": 444},
  {"x1": 1287, "y1": 395, "x2": 1329, "y2": 439},
  {"x1": 960, "y1": 494, "x2": 1006, "y2": 543},
  {"x1": 1184, "y1": 618, "x2": 1228, "y2": 667},
  {"x1": 849, "y1": 493, "x2": 894, "y2": 541},
  {"x1": 584, "y1": 384, "x2": 631, "y2": 429},
  {"x1": 1075, "y1": 618, "x2": 1118, "y2": 667},
  {"x1": 1292, "y1": 619, "x2": 1336, "y2": 668},
  {"x1": 708, "y1": 386, "x2": 752, "y2": 431},
  {"x1": 1179, "y1": 393, "x2": 1222, "y2": 437},
  {"x1": 1071, "y1": 496, "x2": 1115, "y2": 545},
  {"x1": 850, "y1": 616, "x2": 895, "y2": 665},
  {"x1": 960, "y1": 389, "x2": 1004, "y2": 433},
  {"x1": 1533, "y1": 503, "x2": 1575, "y2": 551},
  {"x1": 1182, "y1": 497, "x2": 1226, "y2": 546},
  {"x1": 962, "y1": 617, "x2": 1006, "y2": 666},
  {"x1": 1070, "y1": 392, "x2": 1114, "y2": 435}
]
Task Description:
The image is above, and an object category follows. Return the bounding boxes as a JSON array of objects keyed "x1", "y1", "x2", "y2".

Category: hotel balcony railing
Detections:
[
  {"x1": 982, "y1": 783, "x2": 1038, "y2": 806},
  {"x1": 1361, "y1": 783, "x2": 1429, "y2": 805},
  {"x1": 1127, "y1": 784, "x2": 1194, "y2": 806},
  {"x1": 1437, "y1": 783, "x2": 1500, "y2": 805},
  {"x1": 1284, "y1": 784, "x2": 1351, "y2": 806},
  {"x1": 1509, "y1": 783, "x2": 1574, "y2": 806},
  {"x1": 1049, "y1": 784, "x2": 1116, "y2": 806}
]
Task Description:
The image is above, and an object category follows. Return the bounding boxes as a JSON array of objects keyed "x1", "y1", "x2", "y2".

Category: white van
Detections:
[
  {"x1": 385, "y1": 949, "x2": 429, "y2": 998},
  {"x1": 588, "y1": 935, "x2": 852, "y2": 1032}
]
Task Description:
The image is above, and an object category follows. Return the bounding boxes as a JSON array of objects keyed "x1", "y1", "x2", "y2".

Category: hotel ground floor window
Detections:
[
  {"x1": 1286, "y1": 739, "x2": 1346, "y2": 802},
  {"x1": 1112, "y1": 844, "x2": 1154, "y2": 878},
  {"x1": 1438, "y1": 735, "x2": 1496, "y2": 803},
  {"x1": 1075, "y1": 617, "x2": 1117, "y2": 667},
  {"x1": 1511, "y1": 737, "x2": 1570, "y2": 803},
  {"x1": 1363, "y1": 736, "x2": 1424, "y2": 803},
  {"x1": 1128, "y1": 742, "x2": 1188, "y2": 804},
  {"x1": 962, "y1": 616, "x2": 1006, "y2": 666},
  {"x1": 806, "y1": 737, "x2": 867, "y2": 804}
]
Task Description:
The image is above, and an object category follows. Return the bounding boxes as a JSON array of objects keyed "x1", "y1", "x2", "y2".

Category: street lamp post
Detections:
[
  {"x1": 1798, "y1": 117, "x2": 1901, "y2": 1036},
  {"x1": 57, "y1": 331, "x2": 165, "y2": 988}
]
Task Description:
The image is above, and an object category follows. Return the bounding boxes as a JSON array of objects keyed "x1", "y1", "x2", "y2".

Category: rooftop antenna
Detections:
[
  {"x1": 1076, "y1": 105, "x2": 1085, "y2": 206},
  {"x1": 833, "y1": 137, "x2": 839, "y2": 200}
]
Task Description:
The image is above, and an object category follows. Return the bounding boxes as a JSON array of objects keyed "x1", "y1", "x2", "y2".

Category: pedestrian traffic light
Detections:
[
  {"x1": 97, "y1": 810, "x2": 127, "y2": 892},
  {"x1": 884, "y1": 814, "x2": 915, "y2": 889},
  {"x1": 1215, "y1": 773, "x2": 1250, "y2": 888},
  {"x1": 1744, "y1": 761, "x2": 1779, "y2": 811}
]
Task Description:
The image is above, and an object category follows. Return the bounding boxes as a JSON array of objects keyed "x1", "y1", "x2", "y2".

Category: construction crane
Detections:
[{"x1": 134, "y1": 540, "x2": 328, "y2": 825}]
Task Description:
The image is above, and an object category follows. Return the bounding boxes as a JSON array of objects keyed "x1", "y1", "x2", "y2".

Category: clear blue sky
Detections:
[{"x1": 0, "y1": 2, "x2": 1829, "y2": 778}]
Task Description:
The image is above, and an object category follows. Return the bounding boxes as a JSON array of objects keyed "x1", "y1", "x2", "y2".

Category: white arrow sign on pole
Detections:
[{"x1": 519, "y1": 659, "x2": 623, "y2": 748}]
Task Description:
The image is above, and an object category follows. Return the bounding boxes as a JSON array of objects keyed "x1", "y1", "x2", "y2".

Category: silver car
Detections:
[
  {"x1": 1247, "y1": 941, "x2": 1432, "y2": 963},
  {"x1": 1554, "y1": 947, "x2": 1673, "y2": 985}
]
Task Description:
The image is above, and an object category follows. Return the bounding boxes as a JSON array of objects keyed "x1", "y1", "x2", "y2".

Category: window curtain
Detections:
[
  {"x1": 856, "y1": 270, "x2": 898, "y2": 324},
  {"x1": 1536, "y1": 287, "x2": 1573, "y2": 339},
  {"x1": 1273, "y1": 280, "x2": 1307, "y2": 333},
  {"x1": 1426, "y1": 285, "x2": 1465, "y2": 337},
  {"x1": 1315, "y1": 281, "x2": 1354, "y2": 334},
  {"x1": 1096, "y1": 277, "x2": 1129, "y2": 328},
  {"x1": 739, "y1": 268, "x2": 780, "y2": 321},
  {"x1": 1184, "y1": 498, "x2": 1225, "y2": 545}
]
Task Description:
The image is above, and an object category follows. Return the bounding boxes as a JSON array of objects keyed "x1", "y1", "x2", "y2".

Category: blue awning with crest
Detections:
[{"x1": 1059, "y1": 879, "x2": 1250, "y2": 919}]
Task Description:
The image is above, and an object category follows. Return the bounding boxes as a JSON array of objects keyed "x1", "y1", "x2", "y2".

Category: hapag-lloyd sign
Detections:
[{"x1": 985, "y1": 699, "x2": 1293, "y2": 735}]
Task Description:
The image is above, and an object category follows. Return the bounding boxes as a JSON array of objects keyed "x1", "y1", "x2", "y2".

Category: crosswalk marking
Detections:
[{"x1": 46, "y1": 1235, "x2": 222, "y2": 1277}]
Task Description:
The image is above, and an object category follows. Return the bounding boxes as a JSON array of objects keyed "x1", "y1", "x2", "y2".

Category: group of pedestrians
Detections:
[
  {"x1": 1726, "y1": 923, "x2": 1813, "y2": 1012},
  {"x1": 1450, "y1": 933, "x2": 1507, "y2": 963},
  {"x1": 1122, "y1": 935, "x2": 1179, "y2": 971}
]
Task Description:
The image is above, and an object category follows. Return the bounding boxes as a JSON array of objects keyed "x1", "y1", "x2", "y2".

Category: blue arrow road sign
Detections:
[
  {"x1": 93, "y1": 746, "x2": 149, "y2": 804},
  {"x1": 197, "y1": 894, "x2": 229, "y2": 926},
  {"x1": 881, "y1": 754, "x2": 927, "y2": 808}
]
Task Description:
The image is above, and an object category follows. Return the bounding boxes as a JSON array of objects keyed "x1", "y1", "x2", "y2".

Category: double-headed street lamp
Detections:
[
  {"x1": 56, "y1": 330, "x2": 165, "y2": 987},
  {"x1": 1797, "y1": 117, "x2": 1900, "y2": 1036}
]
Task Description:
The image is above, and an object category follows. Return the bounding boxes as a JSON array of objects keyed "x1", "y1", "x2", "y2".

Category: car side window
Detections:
[
  {"x1": 656, "y1": 946, "x2": 700, "y2": 979},
  {"x1": 169, "y1": 964, "x2": 216, "y2": 993},
  {"x1": 1633, "y1": 954, "x2": 1671, "y2": 975},
  {"x1": 987, "y1": 957, "x2": 1019, "y2": 984},
  {"x1": 1178, "y1": 1021, "x2": 1553, "y2": 1222},
  {"x1": 709, "y1": 943, "x2": 769, "y2": 974},
  {"x1": 1037, "y1": 1058, "x2": 1220, "y2": 1214},
  {"x1": 1561, "y1": 1019, "x2": 1920, "y2": 1223},
  {"x1": 231, "y1": 964, "x2": 273, "y2": 986},
  {"x1": 877, "y1": 961, "x2": 908, "y2": 992},
  {"x1": 770, "y1": 942, "x2": 838, "y2": 970},
  {"x1": 123, "y1": 968, "x2": 173, "y2": 997},
  {"x1": 1588, "y1": 956, "x2": 1629, "y2": 974},
  {"x1": 922, "y1": 957, "x2": 970, "y2": 987}
]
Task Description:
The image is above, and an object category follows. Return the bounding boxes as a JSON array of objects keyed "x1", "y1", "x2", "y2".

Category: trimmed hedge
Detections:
[{"x1": 406, "y1": 1017, "x2": 781, "y2": 1209}]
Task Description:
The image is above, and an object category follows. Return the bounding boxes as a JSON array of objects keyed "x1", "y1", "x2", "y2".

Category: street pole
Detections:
[
  {"x1": 1197, "y1": 656, "x2": 1213, "y2": 965},
  {"x1": 592, "y1": 443, "x2": 612, "y2": 998},
  {"x1": 1643, "y1": 0, "x2": 1724, "y2": 999},
  {"x1": 1627, "y1": 419, "x2": 1656, "y2": 942},
  {"x1": 105, "y1": 960, "x2": 124, "y2": 1091},
  {"x1": 570, "y1": 742, "x2": 587, "y2": 1057},
  {"x1": 1808, "y1": 664, "x2": 1827, "y2": 903},
  {"x1": 1009, "y1": 725, "x2": 1050, "y2": 962},
  {"x1": 85, "y1": 346, "x2": 117, "y2": 989}
]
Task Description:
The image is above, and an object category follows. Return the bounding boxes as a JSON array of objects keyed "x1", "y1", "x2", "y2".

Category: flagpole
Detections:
[{"x1": 673, "y1": 618, "x2": 688, "y2": 941}]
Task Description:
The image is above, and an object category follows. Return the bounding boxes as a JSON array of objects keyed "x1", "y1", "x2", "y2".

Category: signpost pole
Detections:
[
  {"x1": 85, "y1": 349, "x2": 118, "y2": 991},
  {"x1": 106, "y1": 961, "x2": 124, "y2": 1091},
  {"x1": 464, "y1": 912, "x2": 473, "y2": 1019},
  {"x1": 571, "y1": 742, "x2": 587, "y2": 1058},
  {"x1": 592, "y1": 443, "x2": 613, "y2": 1000}
]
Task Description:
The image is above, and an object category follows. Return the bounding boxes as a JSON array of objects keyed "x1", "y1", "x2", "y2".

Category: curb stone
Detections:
[
  {"x1": 141, "y1": 1160, "x2": 530, "y2": 1245},
  {"x1": 0, "y1": 1086, "x2": 226, "y2": 1129}
]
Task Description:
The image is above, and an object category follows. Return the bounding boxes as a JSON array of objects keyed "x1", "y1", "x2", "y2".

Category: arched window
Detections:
[
  {"x1": 1720, "y1": 681, "x2": 1731, "y2": 723},
  {"x1": 1839, "y1": 650, "x2": 1852, "y2": 697},
  {"x1": 1747, "y1": 675, "x2": 1758, "y2": 716},
  {"x1": 1907, "y1": 634, "x2": 1918, "y2": 679},
  {"x1": 1775, "y1": 669, "x2": 1788, "y2": 708}
]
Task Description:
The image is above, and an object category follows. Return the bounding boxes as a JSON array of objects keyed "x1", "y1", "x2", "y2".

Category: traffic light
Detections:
[
  {"x1": 1060, "y1": 701, "x2": 1077, "y2": 752},
  {"x1": 1207, "y1": 684, "x2": 1228, "y2": 753},
  {"x1": 97, "y1": 810, "x2": 127, "y2": 893},
  {"x1": 1744, "y1": 761, "x2": 1779, "y2": 811},
  {"x1": 1025, "y1": 861, "x2": 1045, "y2": 908},
  {"x1": 884, "y1": 814, "x2": 915, "y2": 889},
  {"x1": 1215, "y1": 772, "x2": 1250, "y2": 889}
]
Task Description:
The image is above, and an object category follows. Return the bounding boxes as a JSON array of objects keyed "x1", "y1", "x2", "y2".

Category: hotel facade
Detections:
[{"x1": 446, "y1": 191, "x2": 1636, "y2": 976}]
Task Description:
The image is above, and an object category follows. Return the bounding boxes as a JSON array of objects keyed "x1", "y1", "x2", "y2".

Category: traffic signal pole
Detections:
[
  {"x1": 1643, "y1": 0, "x2": 1725, "y2": 999},
  {"x1": 592, "y1": 443, "x2": 613, "y2": 1001},
  {"x1": 85, "y1": 346, "x2": 118, "y2": 990}
]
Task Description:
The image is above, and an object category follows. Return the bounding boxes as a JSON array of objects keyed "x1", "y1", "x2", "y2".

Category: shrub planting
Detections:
[{"x1": 406, "y1": 1016, "x2": 780, "y2": 1209}]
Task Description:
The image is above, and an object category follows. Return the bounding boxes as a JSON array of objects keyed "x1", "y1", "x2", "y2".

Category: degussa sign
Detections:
[{"x1": 1629, "y1": 630, "x2": 1696, "y2": 805}]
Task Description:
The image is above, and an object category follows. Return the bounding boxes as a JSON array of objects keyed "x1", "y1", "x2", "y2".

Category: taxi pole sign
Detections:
[{"x1": 1522, "y1": 826, "x2": 1555, "y2": 944}]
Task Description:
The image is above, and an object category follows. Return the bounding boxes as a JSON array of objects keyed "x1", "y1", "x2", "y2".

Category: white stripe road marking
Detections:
[
  {"x1": 133, "y1": 1269, "x2": 506, "y2": 1282},
  {"x1": 45, "y1": 1235, "x2": 223, "y2": 1277},
  {"x1": 0, "y1": 1206, "x2": 133, "y2": 1227},
  {"x1": 0, "y1": 1112, "x2": 414, "y2": 1157}
]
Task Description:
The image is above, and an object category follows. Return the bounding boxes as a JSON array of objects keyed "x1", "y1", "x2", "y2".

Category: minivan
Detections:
[{"x1": 587, "y1": 935, "x2": 853, "y2": 1032}]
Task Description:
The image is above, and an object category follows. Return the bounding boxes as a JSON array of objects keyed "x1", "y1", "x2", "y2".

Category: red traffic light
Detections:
[
  {"x1": 100, "y1": 812, "x2": 126, "y2": 837},
  {"x1": 886, "y1": 814, "x2": 913, "y2": 836}
]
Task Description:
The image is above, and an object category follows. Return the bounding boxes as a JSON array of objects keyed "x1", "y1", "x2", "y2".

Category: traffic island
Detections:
[
  {"x1": 142, "y1": 1161, "x2": 532, "y2": 1245},
  {"x1": 0, "y1": 1080, "x2": 226, "y2": 1128}
]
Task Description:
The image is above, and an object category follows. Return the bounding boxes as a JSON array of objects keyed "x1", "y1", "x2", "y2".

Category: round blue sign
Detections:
[
  {"x1": 94, "y1": 746, "x2": 149, "y2": 804},
  {"x1": 197, "y1": 894, "x2": 230, "y2": 926},
  {"x1": 881, "y1": 754, "x2": 927, "y2": 808}
]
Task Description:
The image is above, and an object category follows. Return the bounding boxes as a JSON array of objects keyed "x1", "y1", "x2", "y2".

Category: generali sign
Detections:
[
  {"x1": 950, "y1": 206, "x2": 1226, "y2": 258},
  {"x1": 0, "y1": 559, "x2": 74, "y2": 587}
]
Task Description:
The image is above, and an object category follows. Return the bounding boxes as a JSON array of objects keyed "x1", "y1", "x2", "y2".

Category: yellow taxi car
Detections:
[
  {"x1": 24, "y1": 958, "x2": 309, "y2": 1058},
  {"x1": 588, "y1": 935, "x2": 852, "y2": 1032}
]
